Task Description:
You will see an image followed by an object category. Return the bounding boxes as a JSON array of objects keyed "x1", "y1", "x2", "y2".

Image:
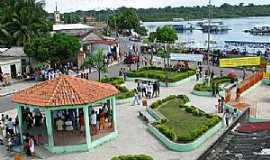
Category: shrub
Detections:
[
  {"x1": 156, "y1": 100, "x2": 162, "y2": 105},
  {"x1": 205, "y1": 114, "x2": 214, "y2": 119},
  {"x1": 177, "y1": 95, "x2": 190, "y2": 104},
  {"x1": 151, "y1": 102, "x2": 160, "y2": 109},
  {"x1": 111, "y1": 154, "x2": 153, "y2": 160},
  {"x1": 185, "y1": 107, "x2": 193, "y2": 113},
  {"x1": 101, "y1": 77, "x2": 124, "y2": 85},
  {"x1": 178, "y1": 133, "x2": 193, "y2": 142},
  {"x1": 155, "y1": 124, "x2": 177, "y2": 142},
  {"x1": 179, "y1": 105, "x2": 186, "y2": 108},
  {"x1": 207, "y1": 116, "x2": 220, "y2": 128},
  {"x1": 192, "y1": 108, "x2": 200, "y2": 116}
]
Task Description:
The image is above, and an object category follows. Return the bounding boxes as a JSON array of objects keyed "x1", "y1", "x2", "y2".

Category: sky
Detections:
[{"x1": 45, "y1": 0, "x2": 270, "y2": 13}]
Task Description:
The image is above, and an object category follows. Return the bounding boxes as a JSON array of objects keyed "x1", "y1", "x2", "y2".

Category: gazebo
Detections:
[{"x1": 12, "y1": 76, "x2": 119, "y2": 153}]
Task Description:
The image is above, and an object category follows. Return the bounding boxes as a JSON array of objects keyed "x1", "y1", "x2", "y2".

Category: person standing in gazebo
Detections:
[
  {"x1": 90, "y1": 110, "x2": 97, "y2": 135},
  {"x1": 79, "y1": 114, "x2": 84, "y2": 134}
]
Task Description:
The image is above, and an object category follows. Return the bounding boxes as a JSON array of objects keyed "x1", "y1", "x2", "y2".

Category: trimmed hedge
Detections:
[
  {"x1": 128, "y1": 66, "x2": 195, "y2": 82},
  {"x1": 101, "y1": 77, "x2": 134, "y2": 99},
  {"x1": 155, "y1": 124, "x2": 177, "y2": 142},
  {"x1": 101, "y1": 76, "x2": 124, "y2": 86},
  {"x1": 111, "y1": 154, "x2": 153, "y2": 160}
]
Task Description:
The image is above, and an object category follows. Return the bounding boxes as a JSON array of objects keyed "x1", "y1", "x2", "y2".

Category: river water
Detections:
[{"x1": 142, "y1": 16, "x2": 270, "y2": 49}]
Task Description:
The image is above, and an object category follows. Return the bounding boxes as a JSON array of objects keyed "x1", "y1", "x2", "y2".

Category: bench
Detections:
[{"x1": 139, "y1": 110, "x2": 156, "y2": 123}]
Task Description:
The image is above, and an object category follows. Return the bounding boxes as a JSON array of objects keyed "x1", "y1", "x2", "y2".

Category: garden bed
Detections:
[
  {"x1": 192, "y1": 76, "x2": 232, "y2": 96},
  {"x1": 147, "y1": 95, "x2": 222, "y2": 151},
  {"x1": 127, "y1": 66, "x2": 195, "y2": 84},
  {"x1": 101, "y1": 77, "x2": 134, "y2": 100}
]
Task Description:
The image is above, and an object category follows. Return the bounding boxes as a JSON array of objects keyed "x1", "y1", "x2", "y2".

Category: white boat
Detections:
[
  {"x1": 245, "y1": 25, "x2": 270, "y2": 35},
  {"x1": 172, "y1": 18, "x2": 185, "y2": 22},
  {"x1": 197, "y1": 20, "x2": 230, "y2": 32}
]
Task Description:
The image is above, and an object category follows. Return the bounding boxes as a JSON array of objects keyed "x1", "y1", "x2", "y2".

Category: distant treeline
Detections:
[{"x1": 52, "y1": 3, "x2": 270, "y2": 23}]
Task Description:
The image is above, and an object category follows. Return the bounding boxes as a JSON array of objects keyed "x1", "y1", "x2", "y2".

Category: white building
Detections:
[
  {"x1": 53, "y1": 23, "x2": 94, "y2": 37},
  {"x1": 0, "y1": 47, "x2": 26, "y2": 78}
]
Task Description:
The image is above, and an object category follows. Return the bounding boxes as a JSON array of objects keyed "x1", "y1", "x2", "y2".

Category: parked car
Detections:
[{"x1": 124, "y1": 55, "x2": 139, "y2": 64}]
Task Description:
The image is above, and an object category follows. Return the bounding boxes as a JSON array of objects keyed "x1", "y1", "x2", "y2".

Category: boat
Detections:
[
  {"x1": 197, "y1": 20, "x2": 230, "y2": 32},
  {"x1": 244, "y1": 25, "x2": 270, "y2": 35},
  {"x1": 171, "y1": 23, "x2": 194, "y2": 32},
  {"x1": 172, "y1": 18, "x2": 184, "y2": 22}
]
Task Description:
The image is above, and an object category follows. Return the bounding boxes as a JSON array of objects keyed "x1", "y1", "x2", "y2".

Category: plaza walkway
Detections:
[{"x1": 41, "y1": 76, "x2": 224, "y2": 160}]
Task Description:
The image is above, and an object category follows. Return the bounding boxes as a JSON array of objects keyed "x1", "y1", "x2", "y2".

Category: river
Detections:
[{"x1": 142, "y1": 16, "x2": 270, "y2": 49}]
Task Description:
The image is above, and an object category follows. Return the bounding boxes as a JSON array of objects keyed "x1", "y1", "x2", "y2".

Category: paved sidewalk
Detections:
[{"x1": 0, "y1": 81, "x2": 37, "y2": 97}]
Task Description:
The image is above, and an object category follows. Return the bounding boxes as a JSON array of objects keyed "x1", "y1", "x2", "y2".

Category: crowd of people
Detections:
[
  {"x1": 132, "y1": 81, "x2": 160, "y2": 106},
  {"x1": 0, "y1": 113, "x2": 36, "y2": 157},
  {"x1": 53, "y1": 104, "x2": 112, "y2": 138}
]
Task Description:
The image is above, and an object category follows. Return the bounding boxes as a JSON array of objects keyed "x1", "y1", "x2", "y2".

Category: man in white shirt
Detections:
[
  {"x1": 90, "y1": 111, "x2": 97, "y2": 135},
  {"x1": 56, "y1": 118, "x2": 64, "y2": 132}
]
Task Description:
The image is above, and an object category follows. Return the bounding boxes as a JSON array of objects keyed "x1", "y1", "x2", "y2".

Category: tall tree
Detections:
[
  {"x1": 83, "y1": 49, "x2": 108, "y2": 82},
  {"x1": 24, "y1": 33, "x2": 80, "y2": 65}
]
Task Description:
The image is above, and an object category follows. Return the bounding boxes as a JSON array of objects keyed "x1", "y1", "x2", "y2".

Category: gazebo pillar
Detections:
[
  {"x1": 16, "y1": 105, "x2": 23, "y2": 144},
  {"x1": 112, "y1": 97, "x2": 117, "y2": 133},
  {"x1": 45, "y1": 109, "x2": 54, "y2": 147},
  {"x1": 83, "y1": 106, "x2": 91, "y2": 149}
]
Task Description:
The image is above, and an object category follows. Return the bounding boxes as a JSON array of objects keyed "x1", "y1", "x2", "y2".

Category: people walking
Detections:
[
  {"x1": 224, "y1": 109, "x2": 231, "y2": 127},
  {"x1": 146, "y1": 82, "x2": 152, "y2": 99},
  {"x1": 196, "y1": 68, "x2": 200, "y2": 81},
  {"x1": 132, "y1": 89, "x2": 140, "y2": 106}
]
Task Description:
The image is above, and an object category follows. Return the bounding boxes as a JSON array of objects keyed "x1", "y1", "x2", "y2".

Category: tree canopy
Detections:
[
  {"x1": 108, "y1": 8, "x2": 147, "y2": 36},
  {"x1": 24, "y1": 33, "x2": 80, "y2": 64},
  {"x1": 0, "y1": 0, "x2": 52, "y2": 47},
  {"x1": 152, "y1": 26, "x2": 178, "y2": 43},
  {"x1": 58, "y1": 3, "x2": 270, "y2": 22}
]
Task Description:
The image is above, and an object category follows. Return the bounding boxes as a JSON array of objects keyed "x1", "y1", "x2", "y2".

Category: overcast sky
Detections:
[{"x1": 45, "y1": 0, "x2": 270, "y2": 13}]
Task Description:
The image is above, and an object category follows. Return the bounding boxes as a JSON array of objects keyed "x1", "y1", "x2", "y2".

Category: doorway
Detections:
[{"x1": 10, "y1": 64, "x2": 17, "y2": 78}]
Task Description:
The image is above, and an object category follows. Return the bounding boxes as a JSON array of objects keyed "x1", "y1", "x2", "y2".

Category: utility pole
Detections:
[
  {"x1": 207, "y1": 0, "x2": 211, "y2": 65},
  {"x1": 207, "y1": 0, "x2": 212, "y2": 86}
]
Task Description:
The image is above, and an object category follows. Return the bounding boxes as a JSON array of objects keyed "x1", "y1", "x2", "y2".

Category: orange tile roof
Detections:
[{"x1": 12, "y1": 76, "x2": 118, "y2": 107}]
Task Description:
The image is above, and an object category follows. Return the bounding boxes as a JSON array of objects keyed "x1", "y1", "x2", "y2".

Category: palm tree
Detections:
[
  {"x1": 83, "y1": 49, "x2": 108, "y2": 81},
  {"x1": 0, "y1": 0, "x2": 51, "y2": 46}
]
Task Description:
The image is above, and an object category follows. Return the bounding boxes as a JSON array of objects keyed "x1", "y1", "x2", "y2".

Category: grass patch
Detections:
[
  {"x1": 111, "y1": 154, "x2": 153, "y2": 160},
  {"x1": 154, "y1": 97, "x2": 220, "y2": 142},
  {"x1": 128, "y1": 66, "x2": 195, "y2": 82},
  {"x1": 101, "y1": 77, "x2": 134, "y2": 99}
]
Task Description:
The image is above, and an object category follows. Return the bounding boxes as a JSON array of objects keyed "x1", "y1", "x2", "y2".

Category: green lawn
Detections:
[
  {"x1": 128, "y1": 67, "x2": 195, "y2": 82},
  {"x1": 157, "y1": 98, "x2": 219, "y2": 142}
]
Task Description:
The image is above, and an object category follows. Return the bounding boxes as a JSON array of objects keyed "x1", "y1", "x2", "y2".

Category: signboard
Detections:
[
  {"x1": 170, "y1": 53, "x2": 203, "y2": 62},
  {"x1": 219, "y1": 57, "x2": 261, "y2": 68}
]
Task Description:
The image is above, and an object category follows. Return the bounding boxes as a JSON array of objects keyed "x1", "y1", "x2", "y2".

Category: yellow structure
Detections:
[{"x1": 219, "y1": 57, "x2": 261, "y2": 68}]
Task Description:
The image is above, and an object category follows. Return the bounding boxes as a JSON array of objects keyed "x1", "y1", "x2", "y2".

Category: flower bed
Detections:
[
  {"x1": 127, "y1": 66, "x2": 195, "y2": 83},
  {"x1": 111, "y1": 154, "x2": 153, "y2": 160},
  {"x1": 101, "y1": 77, "x2": 134, "y2": 100},
  {"x1": 151, "y1": 96, "x2": 220, "y2": 143}
]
